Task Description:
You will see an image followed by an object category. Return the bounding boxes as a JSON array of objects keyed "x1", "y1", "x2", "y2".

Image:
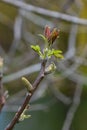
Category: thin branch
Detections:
[
  {"x1": 5, "y1": 59, "x2": 47, "y2": 130},
  {"x1": 0, "y1": 57, "x2": 5, "y2": 112},
  {"x1": 64, "y1": 24, "x2": 78, "y2": 59},
  {"x1": 3, "y1": 63, "x2": 40, "y2": 83},
  {"x1": 62, "y1": 0, "x2": 74, "y2": 11},
  {"x1": 46, "y1": 76, "x2": 72, "y2": 105},
  {"x1": 62, "y1": 83, "x2": 83, "y2": 130},
  {"x1": 50, "y1": 85, "x2": 71, "y2": 105},
  {"x1": 58, "y1": 44, "x2": 87, "y2": 84},
  {"x1": 20, "y1": 10, "x2": 54, "y2": 27},
  {"x1": 0, "y1": 73, "x2": 5, "y2": 112},
  {"x1": 1, "y1": 0, "x2": 87, "y2": 25},
  {"x1": 7, "y1": 9, "x2": 23, "y2": 61}
]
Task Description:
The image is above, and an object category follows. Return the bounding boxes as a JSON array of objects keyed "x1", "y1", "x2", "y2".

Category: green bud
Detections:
[
  {"x1": 22, "y1": 77, "x2": 33, "y2": 92},
  {"x1": 19, "y1": 113, "x2": 31, "y2": 122},
  {"x1": 45, "y1": 63, "x2": 56, "y2": 74},
  {"x1": 0, "y1": 57, "x2": 3, "y2": 73}
]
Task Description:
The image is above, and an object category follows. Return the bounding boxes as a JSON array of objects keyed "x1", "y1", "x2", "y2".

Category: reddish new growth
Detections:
[{"x1": 44, "y1": 25, "x2": 60, "y2": 44}]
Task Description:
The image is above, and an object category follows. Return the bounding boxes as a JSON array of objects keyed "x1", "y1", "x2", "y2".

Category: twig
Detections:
[
  {"x1": 1, "y1": 0, "x2": 87, "y2": 25},
  {"x1": 62, "y1": 83, "x2": 83, "y2": 130},
  {"x1": 0, "y1": 57, "x2": 5, "y2": 112},
  {"x1": 0, "y1": 73, "x2": 5, "y2": 112},
  {"x1": 7, "y1": 9, "x2": 23, "y2": 61},
  {"x1": 57, "y1": 44, "x2": 87, "y2": 84},
  {"x1": 50, "y1": 85, "x2": 71, "y2": 105},
  {"x1": 3, "y1": 63, "x2": 40, "y2": 83},
  {"x1": 62, "y1": 0, "x2": 74, "y2": 11},
  {"x1": 20, "y1": 10, "x2": 54, "y2": 27},
  {"x1": 64, "y1": 24, "x2": 78, "y2": 59},
  {"x1": 5, "y1": 59, "x2": 47, "y2": 130}
]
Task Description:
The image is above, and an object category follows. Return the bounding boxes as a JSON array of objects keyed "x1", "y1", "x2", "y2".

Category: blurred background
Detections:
[{"x1": 0, "y1": 0, "x2": 87, "y2": 130}]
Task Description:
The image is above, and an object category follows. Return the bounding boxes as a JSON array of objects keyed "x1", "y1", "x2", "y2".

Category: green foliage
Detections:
[
  {"x1": 19, "y1": 105, "x2": 31, "y2": 122},
  {"x1": 47, "y1": 49, "x2": 64, "y2": 59},
  {"x1": 31, "y1": 27, "x2": 63, "y2": 75},
  {"x1": 38, "y1": 34, "x2": 48, "y2": 44},
  {"x1": 31, "y1": 45, "x2": 41, "y2": 54},
  {"x1": 19, "y1": 113, "x2": 31, "y2": 122},
  {"x1": 31, "y1": 45, "x2": 64, "y2": 60}
]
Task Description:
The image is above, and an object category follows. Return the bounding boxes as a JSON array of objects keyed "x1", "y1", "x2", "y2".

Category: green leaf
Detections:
[
  {"x1": 53, "y1": 53, "x2": 64, "y2": 59},
  {"x1": 47, "y1": 49, "x2": 54, "y2": 58},
  {"x1": 31, "y1": 45, "x2": 43, "y2": 58},
  {"x1": 46, "y1": 49, "x2": 64, "y2": 59},
  {"x1": 38, "y1": 34, "x2": 48, "y2": 43},
  {"x1": 31, "y1": 45, "x2": 40, "y2": 52},
  {"x1": 52, "y1": 49, "x2": 62, "y2": 54},
  {"x1": 19, "y1": 114, "x2": 31, "y2": 121}
]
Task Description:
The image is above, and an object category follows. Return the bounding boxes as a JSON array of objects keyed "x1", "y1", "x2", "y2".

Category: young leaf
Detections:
[
  {"x1": 38, "y1": 34, "x2": 48, "y2": 43},
  {"x1": 53, "y1": 53, "x2": 64, "y2": 59},
  {"x1": 31, "y1": 45, "x2": 40, "y2": 52}
]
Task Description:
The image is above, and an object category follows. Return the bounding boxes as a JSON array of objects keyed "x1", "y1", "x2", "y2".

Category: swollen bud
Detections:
[
  {"x1": 22, "y1": 77, "x2": 33, "y2": 92},
  {"x1": 45, "y1": 63, "x2": 56, "y2": 74}
]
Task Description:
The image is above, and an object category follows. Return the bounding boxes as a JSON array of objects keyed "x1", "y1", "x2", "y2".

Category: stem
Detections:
[
  {"x1": 5, "y1": 59, "x2": 47, "y2": 130},
  {"x1": 0, "y1": 73, "x2": 5, "y2": 112}
]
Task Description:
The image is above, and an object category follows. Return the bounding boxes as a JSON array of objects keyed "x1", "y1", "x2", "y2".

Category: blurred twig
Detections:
[
  {"x1": 8, "y1": 10, "x2": 23, "y2": 60},
  {"x1": 0, "y1": 57, "x2": 6, "y2": 112},
  {"x1": 64, "y1": 24, "x2": 78, "y2": 59},
  {"x1": 58, "y1": 45, "x2": 87, "y2": 84},
  {"x1": 3, "y1": 63, "x2": 40, "y2": 83},
  {"x1": 62, "y1": 0, "x2": 74, "y2": 11},
  {"x1": 2, "y1": 0, "x2": 87, "y2": 25},
  {"x1": 62, "y1": 83, "x2": 83, "y2": 130}
]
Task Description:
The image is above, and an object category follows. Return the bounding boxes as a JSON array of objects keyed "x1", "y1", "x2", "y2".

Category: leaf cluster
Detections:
[{"x1": 31, "y1": 45, "x2": 64, "y2": 60}]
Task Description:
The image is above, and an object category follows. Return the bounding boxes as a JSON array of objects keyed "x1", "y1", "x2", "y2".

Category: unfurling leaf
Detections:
[
  {"x1": 51, "y1": 49, "x2": 64, "y2": 59},
  {"x1": 38, "y1": 34, "x2": 48, "y2": 43},
  {"x1": 19, "y1": 114, "x2": 31, "y2": 122},
  {"x1": 31, "y1": 45, "x2": 42, "y2": 56},
  {"x1": 19, "y1": 105, "x2": 31, "y2": 122},
  {"x1": 31, "y1": 45, "x2": 40, "y2": 52}
]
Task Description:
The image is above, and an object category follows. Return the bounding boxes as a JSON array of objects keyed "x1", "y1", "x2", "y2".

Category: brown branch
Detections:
[
  {"x1": 5, "y1": 59, "x2": 47, "y2": 130},
  {"x1": 0, "y1": 73, "x2": 6, "y2": 112}
]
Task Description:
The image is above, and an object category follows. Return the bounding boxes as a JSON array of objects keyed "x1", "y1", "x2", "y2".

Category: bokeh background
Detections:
[{"x1": 0, "y1": 0, "x2": 87, "y2": 130}]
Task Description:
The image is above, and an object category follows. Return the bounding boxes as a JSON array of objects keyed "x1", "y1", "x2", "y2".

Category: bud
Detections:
[
  {"x1": 45, "y1": 63, "x2": 56, "y2": 74},
  {"x1": 44, "y1": 25, "x2": 59, "y2": 46},
  {"x1": 48, "y1": 28, "x2": 59, "y2": 44},
  {"x1": 22, "y1": 77, "x2": 33, "y2": 92},
  {"x1": 44, "y1": 25, "x2": 51, "y2": 39},
  {"x1": 0, "y1": 57, "x2": 3, "y2": 68}
]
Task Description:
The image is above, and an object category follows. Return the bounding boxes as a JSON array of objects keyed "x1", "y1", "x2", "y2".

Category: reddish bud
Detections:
[
  {"x1": 48, "y1": 28, "x2": 59, "y2": 44},
  {"x1": 44, "y1": 25, "x2": 59, "y2": 45},
  {"x1": 44, "y1": 25, "x2": 51, "y2": 39}
]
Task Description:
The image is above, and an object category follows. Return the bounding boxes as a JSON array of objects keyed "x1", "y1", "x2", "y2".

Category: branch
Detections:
[
  {"x1": 1, "y1": 0, "x2": 87, "y2": 25},
  {"x1": 0, "y1": 73, "x2": 5, "y2": 112},
  {"x1": 3, "y1": 63, "x2": 40, "y2": 83},
  {"x1": 5, "y1": 59, "x2": 47, "y2": 130},
  {"x1": 62, "y1": 83, "x2": 83, "y2": 130},
  {"x1": 0, "y1": 57, "x2": 6, "y2": 112}
]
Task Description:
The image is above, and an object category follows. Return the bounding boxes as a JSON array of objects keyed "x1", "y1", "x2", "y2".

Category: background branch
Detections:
[
  {"x1": 62, "y1": 83, "x2": 83, "y2": 130},
  {"x1": 2, "y1": 0, "x2": 87, "y2": 25},
  {"x1": 0, "y1": 57, "x2": 5, "y2": 112}
]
